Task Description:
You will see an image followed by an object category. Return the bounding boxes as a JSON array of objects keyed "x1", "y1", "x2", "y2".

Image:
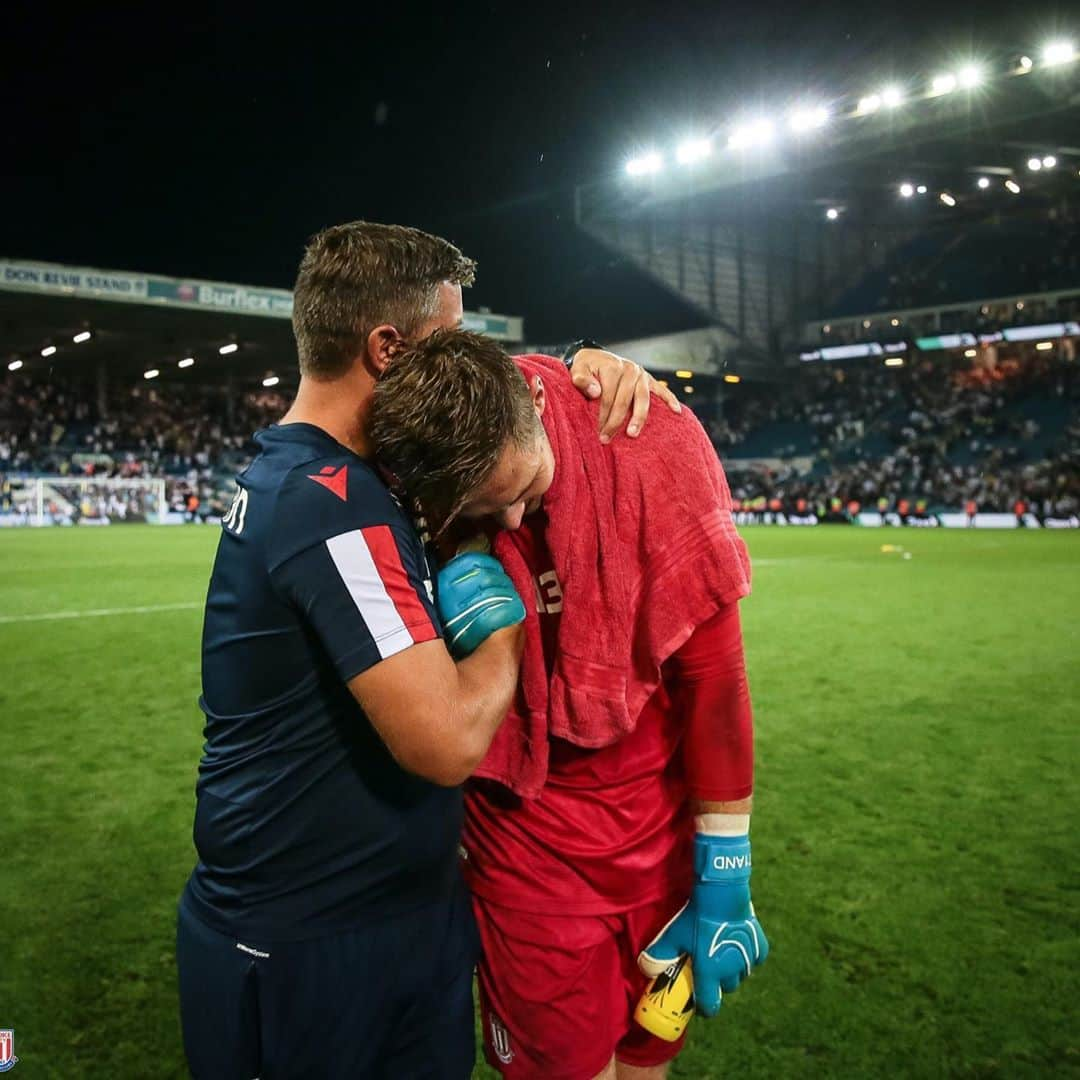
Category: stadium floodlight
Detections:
[
  {"x1": 683, "y1": 385, "x2": 695, "y2": 394},
  {"x1": 674, "y1": 369, "x2": 693, "y2": 379},
  {"x1": 939, "y1": 192, "x2": 957, "y2": 207},
  {"x1": 856, "y1": 93, "x2": 882, "y2": 115},
  {"x1": 626, "y1": 151, "x2": 663, "y2": 177},
  {"x1": 884, "y1": 356, "x2": 904, "y2": 367},
  {"x1": 144, "y1": 368, "x2": 160, "y2": 380},
  {"x1": 977, "y1": 176, "x2": 990, "y2": 189},
  {"x1": 178, "y1": 357, "x2": 195, "y2": 369},
  {"x1": 728, "y1": 118, "x2": 774, "y2": 150},
  {"x1": 788, "y1": 105, "x2": 829, "y2": 134},
  {"x1": 822, "y1": 324, "x2": 831, "y2": 333},
  {"x1": 1042, "y1": 155, "x2": 1057, "y2": 169},
  {"x1": 219, "y1": 342, "x2": 239, "y2": 355},
  {"x1": 1016, "y1": 301, "x2": 1025, "y2": 310},
  {"x1": 723, "y1": 373, "x2": 741, "y2": 384},
  {"x1": 73, "y1": 330, "x2": 92, "y2": 344},
  {"x1": 8, "y1": 359, "x2": 23, "y2": 371},
  {"x1": 1027, "y1": 157, "x2": 1042, "y2": 171},
  {"x1": 881, "y1": 85, "x2": 905, "y2": 108},
  {"x1": 825, "y1": 207, "x2": 840, "y2": 220},
  {"x1": 862, "y1": 319, "x2": 872, "y2": 329},
  {"x1": 263, "y1": 375, "x2": 280, "y2": 387},
  {"x1": 41, "y1": 345, "x2": 57, "y2": 357},
  {"x1": 917, "y1": 184, "x2": 928, "y2": 194},
  {"x1": 675, "y1": 138, "x2": 712, "y2": 165},
  {"x1": 899, "y1": 182, "x2": 915, "y2": 198},
  {"x1": 891, "y1": 317, "x2": 901, "y2": 326},
  {"x1": 1035, "y1": 341, "x2": 1054, "y2": 351},
  {"x1": 1018, "y1": 55, "x2": 1034, "y2": 72},
  {"x1": 1005, "y1": 179, "x2": 1021, "y2": 193},
  {"x1": 931, "y1": 73, "x2": 957, "y2": 95},
  {"x1": 964, "y1": 348, "x2": 977, "y2": 358},
  {"x1": 1041, "y1": 40, "x2": 1076, "y2": 66},
  {"x1": 958, "y1": 64, "x2": 984, "y2": 89}
]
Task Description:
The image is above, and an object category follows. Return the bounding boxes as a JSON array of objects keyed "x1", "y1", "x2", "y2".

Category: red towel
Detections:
[{"x1": 472, "y1": 354, "x2": 751, "y2": 798}]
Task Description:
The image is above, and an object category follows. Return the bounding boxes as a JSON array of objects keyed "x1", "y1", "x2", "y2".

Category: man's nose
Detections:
[{"x1": 496, "y1": 502, "x2": 526, "y2": 530}]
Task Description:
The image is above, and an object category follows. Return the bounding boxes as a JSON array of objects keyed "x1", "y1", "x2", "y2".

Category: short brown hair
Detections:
[
  {"x1": 292, "y1": 221, "x2": 476, "y2": 379},
  {"x1": 370, "y1": 329, "x2": 540, "y2": 525}
]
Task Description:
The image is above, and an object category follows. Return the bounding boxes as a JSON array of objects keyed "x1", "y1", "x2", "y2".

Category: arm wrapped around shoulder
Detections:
[{"x1": 437, "y1": 552, "x2": 527, "y2": 659}]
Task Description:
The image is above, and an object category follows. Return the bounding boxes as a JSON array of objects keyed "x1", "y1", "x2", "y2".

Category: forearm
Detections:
[
  {"x1": 695, "y1": 798, "x2": 753, "y2": 817},
  {"x1": 447, "y1": 623, "x2": 524, "y2": 777},
  {"x1": 675, "y1": 605, "x2": 754, "y2": 805}
]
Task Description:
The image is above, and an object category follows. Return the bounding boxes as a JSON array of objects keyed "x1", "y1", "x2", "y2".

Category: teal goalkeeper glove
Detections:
[
  {"x1": 639, "y1": 821, "x2": 768, "y2": 1017},
  {"x1": 437, "y1": 552, "x2": 526, "y2": 659}
]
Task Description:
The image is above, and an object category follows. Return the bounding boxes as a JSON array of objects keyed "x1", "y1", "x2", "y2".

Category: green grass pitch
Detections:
[{"x1": 1, "y1": 524, "x2": 1077, "y2": 1078}]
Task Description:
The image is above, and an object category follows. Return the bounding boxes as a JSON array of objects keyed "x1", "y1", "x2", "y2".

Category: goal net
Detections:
[{"x1": 5, "y1": 476, "x2": 168, "y2": 527}]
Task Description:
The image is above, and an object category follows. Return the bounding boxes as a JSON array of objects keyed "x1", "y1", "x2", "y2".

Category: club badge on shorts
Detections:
[
  {"x1": 0, "y1": 1030, "x2": 18, "y2": 1073},
  {"x1": 489, "y1": 1015, "x2": 514, "y2": 1065}
]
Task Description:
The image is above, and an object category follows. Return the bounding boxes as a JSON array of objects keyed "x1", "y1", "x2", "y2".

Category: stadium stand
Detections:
[
  {"x1": 716, "y1": 350, "x2": 1080, "y2": 518},
  {"x1": 830, "y1": 206, "x2": 1080, "y2": 318},
  {"x1": 0, "y1": 374, "x2": 287, "y2": 519}
]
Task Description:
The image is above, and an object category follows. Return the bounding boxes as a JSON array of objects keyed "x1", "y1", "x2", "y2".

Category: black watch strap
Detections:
[{"x1": 562, "y1": 338, "x2": 604, "y2": 368}]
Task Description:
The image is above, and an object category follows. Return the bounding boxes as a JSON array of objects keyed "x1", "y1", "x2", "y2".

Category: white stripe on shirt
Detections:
[{"x1": 325, "y1": 529, "x2": 412, "y2": 660}]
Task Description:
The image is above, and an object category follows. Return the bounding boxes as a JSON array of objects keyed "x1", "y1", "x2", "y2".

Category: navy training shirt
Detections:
[{"x1": 183, "y1": 422, "x2": 460, "y2": 941}]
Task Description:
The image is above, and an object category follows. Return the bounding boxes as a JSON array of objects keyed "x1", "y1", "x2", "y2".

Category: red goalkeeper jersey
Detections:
[{"x1": 461, "y1": 512, "x2": 752, "y2": 916}]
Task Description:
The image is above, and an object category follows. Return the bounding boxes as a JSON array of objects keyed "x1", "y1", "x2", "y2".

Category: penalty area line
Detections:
[{"x1": 0, "y1": 601, "x2": 202, "y2": 624}]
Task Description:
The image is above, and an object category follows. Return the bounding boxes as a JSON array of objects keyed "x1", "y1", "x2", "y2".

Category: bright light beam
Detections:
[
  {"x1": 788, "y1": 105, "x2": 828, "y2": 133},
  {"x1": 626, "y1": 151, "x2": 663, "y2": 177},
  {"x1": 675, "y1": 138, "x2": 712, "y2": 165},
  {"x1": 728, "y1": 118, "x2": 774, "y2": 149},
  {"x1": 958, "y1": 64, "x2": 983, "y2": 89},
  {"x1": 1042, "y1": 40, "x2": 1076, "y2": 66}
]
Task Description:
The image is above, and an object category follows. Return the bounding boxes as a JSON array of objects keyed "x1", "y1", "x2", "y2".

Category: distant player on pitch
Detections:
[{"x1": 372, "y1": 330, "x2": 769, "y2": 1080}]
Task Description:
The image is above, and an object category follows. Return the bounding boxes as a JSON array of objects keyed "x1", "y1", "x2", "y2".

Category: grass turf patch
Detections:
[{"x1": 1, "y1": 525, "x2": 1077, "y2": 1077}]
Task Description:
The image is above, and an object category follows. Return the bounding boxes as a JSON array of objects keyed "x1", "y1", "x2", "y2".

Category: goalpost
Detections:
[{"x1": 16, "y1": 476, "x2": 169, "y2": 526}]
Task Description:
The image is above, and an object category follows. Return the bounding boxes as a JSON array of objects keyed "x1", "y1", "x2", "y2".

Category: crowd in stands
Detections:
[
  {"x1": 0, "y1": 375, "x2": 289, "y2": 519},
  {"x1": 714, "y1": 349, "x2": 1080, "y2": 519},
  {"x1": 2, "y1": 347, "x2": 1078, "y2": 525}
]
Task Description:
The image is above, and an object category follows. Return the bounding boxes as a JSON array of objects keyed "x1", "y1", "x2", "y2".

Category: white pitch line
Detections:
[{"x1": 0, "y1": 601, "x2": 202, "y2": 624}]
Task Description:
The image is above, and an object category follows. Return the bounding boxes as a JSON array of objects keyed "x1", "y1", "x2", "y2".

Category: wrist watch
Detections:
[{"x1": 561, "y1": 338, "x2": 604, "y2": 368}]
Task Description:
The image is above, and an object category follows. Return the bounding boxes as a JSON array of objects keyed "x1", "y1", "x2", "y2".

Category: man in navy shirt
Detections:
[{"x1": 178, "y1": 221, "x2": 676, "y2": 1078}]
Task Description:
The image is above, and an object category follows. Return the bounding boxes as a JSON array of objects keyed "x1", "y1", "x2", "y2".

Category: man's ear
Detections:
[
  {"x1": 366, "y1": 324, "x2": 404, "y2": 375},
  {"x1": 530, "y1": 374, "x2": 547, "y2": 418}
]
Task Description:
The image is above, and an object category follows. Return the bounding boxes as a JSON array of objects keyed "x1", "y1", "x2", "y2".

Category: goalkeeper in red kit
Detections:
[{"x1": 371, "y1": 331, "x2": 768, "y2": 1080}]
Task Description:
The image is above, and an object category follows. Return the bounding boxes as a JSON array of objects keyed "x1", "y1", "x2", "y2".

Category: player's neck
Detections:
[{"x1": 280, "y1": 373, "x2": 375, "y2": 458}]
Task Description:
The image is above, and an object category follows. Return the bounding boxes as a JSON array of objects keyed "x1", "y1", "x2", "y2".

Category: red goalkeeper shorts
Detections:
[{"x1": 473, "y1": 892, "x2": 687, "y2": 1079}]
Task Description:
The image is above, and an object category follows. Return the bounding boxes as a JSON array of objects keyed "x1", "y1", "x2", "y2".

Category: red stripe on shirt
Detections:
[{"x1": 360, "y1": 525, "x2": 438, "y2": 644}]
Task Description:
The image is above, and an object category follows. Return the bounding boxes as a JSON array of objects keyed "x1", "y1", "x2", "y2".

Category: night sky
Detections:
[{"x1": 2, "y1": 0, "x2": 1069, "y2": 342}]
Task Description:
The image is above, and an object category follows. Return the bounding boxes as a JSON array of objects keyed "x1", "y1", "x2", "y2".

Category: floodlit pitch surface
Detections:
[{"x1": 1, "y1": 524, "x2": 1077, "y2": 1078}]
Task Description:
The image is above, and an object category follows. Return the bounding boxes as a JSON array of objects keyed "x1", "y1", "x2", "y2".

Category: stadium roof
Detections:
[
  {"x1": 584, "y1": 50, "x2": 1080, "y2": 221},
  {"x1": 0, "y1": 258, "x2": 523, "y2": 385}
]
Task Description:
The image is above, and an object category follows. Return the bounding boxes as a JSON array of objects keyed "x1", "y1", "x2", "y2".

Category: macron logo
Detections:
[
  {"x1": 713, "y1": 854, "x2": 751, "y2": 871},
  {"x1": 307, "y1": 465, "x2": 348, "y2": 502}
]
